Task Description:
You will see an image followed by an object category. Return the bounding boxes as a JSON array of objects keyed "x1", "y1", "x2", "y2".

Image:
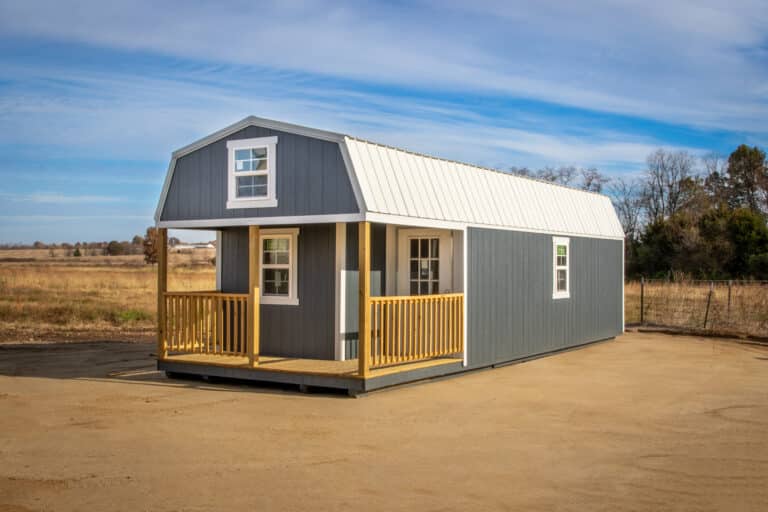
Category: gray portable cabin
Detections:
[{"x1": 154, "y1": 116, "x2": 625, "y2": 394}]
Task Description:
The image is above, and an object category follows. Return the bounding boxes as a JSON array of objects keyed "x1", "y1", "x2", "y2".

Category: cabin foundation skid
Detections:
[{"x1": 158, "y1": 356, "x2": 464, "y2": 395}]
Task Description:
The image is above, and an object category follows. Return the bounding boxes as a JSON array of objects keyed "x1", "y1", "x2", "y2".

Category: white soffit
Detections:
[{"x1": 344, "y1": 137, "x2": 625, "y2": 240}]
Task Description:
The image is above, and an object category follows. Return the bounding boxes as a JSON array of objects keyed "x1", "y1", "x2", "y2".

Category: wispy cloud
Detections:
[
  {"x1": 0, "y1": 0, "x2": 765, "y2": 133},
  {"x1": 0, "y1": 192, "x2": 127, "y2": 204},
  {"x1": 0, "y1": 0, "x2": 764, "y2": 243}
]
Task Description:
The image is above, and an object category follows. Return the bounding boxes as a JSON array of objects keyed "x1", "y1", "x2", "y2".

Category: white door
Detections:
[{"x1": 397, "y1": 229, "x2": 453, "y2": 295}]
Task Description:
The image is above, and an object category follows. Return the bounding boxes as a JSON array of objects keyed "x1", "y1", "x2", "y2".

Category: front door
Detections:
[{"x1": 397, "y1": 229, "x2": 453, "y2": 295}]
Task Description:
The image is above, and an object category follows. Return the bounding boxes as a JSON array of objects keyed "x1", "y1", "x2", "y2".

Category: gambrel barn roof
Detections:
[{"x1": 156, "y1": 116, "x2": 625, "y2": 240}]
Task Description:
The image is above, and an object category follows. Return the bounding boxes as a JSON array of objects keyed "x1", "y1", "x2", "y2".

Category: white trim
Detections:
[
  {"x1": 226, "y1": 136, "x2": 278, "y2": 209},
  {"x1": 462, "y1": 226, "x2": 468, "y2": 367},
  {"x1": 363, "y1": 211, "x2": 625, "y2": 241},
  {"x1": 259, "y1": 227, "x2": 299, "y2": 306},
  {"x1": 159, "y1": 212, "x2": 623, "y2": 239},
  {"x1": 334, "y1": 223, "x2": 346, "y2": 361},
  {"x1": 552, "y1": 236, "x2": 570, "y2": 300},
  {"x1": 215, "y1": 230, "x2": 222, "y2": 291},
  {"x1": 157, "y1": 213, "x2": 363, "y2": 229}
]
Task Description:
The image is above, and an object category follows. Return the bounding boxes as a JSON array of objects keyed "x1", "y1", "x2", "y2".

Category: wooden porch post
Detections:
[
  {"x1": 248, "y1": 225, "x2": 260, "y2": 368},
  {"x1": 358, "y1": 221, "x2": 371, "y2": 378},
  {"x1": 157, "y1": 227, "x2": 168, "y2": 360}
]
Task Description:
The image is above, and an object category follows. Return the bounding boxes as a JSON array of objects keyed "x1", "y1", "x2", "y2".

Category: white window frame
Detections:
[
  {"x1": 259, "y1": 228, "x2": 299, "y2": 305},
  {"x1": 226, "y1": 136, "x2": 278, "y2": 209},
  {"x1": 552, "y1": 236, "x2": 570, "y2": 300}
]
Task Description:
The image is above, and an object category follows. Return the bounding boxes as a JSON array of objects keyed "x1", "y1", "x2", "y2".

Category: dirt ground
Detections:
[{"x1": 1, "y1": 332, "x2": 766, "y2": 511}]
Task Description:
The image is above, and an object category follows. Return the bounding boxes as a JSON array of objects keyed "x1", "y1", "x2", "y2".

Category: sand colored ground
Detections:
[{"x1": 1, "y1": 331, "x2": 766, "y2": 511}]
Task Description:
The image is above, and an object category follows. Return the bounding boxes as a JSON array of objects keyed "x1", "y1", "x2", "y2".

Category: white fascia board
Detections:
[
  {"x1": 363, "y1": 211, "x2": 624, "y2": 240},
  {"x1": 157, "y1": 213, "x2": 363, "y2": 229}
]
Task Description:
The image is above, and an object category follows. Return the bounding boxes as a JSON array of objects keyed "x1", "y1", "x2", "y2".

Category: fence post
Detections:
[
  {"x1": 727, "y1": 280, "x2": 732, "y2": 323},
  {"x1": 640, "y1": 276, "x2": 645, "y2": 325},
  {"x1": 703, "y1": 281, "x2": 714, "y2": 330}
]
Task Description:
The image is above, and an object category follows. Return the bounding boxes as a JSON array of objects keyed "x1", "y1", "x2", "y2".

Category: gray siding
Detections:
[
  {"x1": 342, "y1": 222, "x2": 386, "y2": 358},
  {"x1": 467, "y1": 228, "x2": 623, "y2": 369},
  {"x1": 161, "y1": 126, "x2": 358, "y2": 221},
  {"x1": 219, "y1": 224, "x2": 335, "y2": 360}
]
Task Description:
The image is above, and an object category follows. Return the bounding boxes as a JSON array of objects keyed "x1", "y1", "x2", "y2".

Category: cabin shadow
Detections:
[{"x1": 0, "y1": 341, "x2": 350, "y2": 398}]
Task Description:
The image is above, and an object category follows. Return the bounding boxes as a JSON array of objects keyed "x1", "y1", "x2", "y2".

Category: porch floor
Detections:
[{"x1": 162, "y1": 353, "x2": 462, "y2": 378}]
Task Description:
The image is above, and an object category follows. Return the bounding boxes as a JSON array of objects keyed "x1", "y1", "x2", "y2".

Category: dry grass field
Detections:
[
  {"x1": 625, "y1": 280, "x2": 768, "y2": 338},
  {"x1": 0, "y1": 248, "x2": 215, "y2": 342},
  {"x1": 2, "y1": 248, "x2": 767, "y2": 342}
]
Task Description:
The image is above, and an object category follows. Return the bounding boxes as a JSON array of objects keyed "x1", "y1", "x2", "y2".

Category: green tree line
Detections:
[
  {"x1": 512, "y1": 145, "x2": 768, "y2": 279},
  {"x1": 613, "y1": 145, "x2": 768, "y2": 279}
]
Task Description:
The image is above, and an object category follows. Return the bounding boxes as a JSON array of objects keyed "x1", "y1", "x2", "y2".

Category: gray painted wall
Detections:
[
  {"x1": 466, "y1": 228, "x2": 623, "y2": 369},
  {"x1": 219, "y1": 224, "x2": 336, "y2": 360},
  {"x1": 342, "y1": 222, "x2": 386, "y2": 358},
  {"x1": 161, "y1": 126, "x2": 358, "y2": 221}
]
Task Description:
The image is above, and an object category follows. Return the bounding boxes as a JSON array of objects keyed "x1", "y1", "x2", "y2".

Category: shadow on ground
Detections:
[{"x1": 0, "y1": 341, "x2": 348, "y2": 397}]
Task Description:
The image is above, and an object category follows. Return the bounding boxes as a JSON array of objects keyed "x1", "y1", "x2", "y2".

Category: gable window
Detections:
[
  {"x1": 260, "y1": 228, "x2": 298, "y2": 305},
  {"x1": 226, "y1": 136, "x2": 278, "y2": 209},
  {"x1": 552, "y1": 237, "x2": 570, "y2": 299}
]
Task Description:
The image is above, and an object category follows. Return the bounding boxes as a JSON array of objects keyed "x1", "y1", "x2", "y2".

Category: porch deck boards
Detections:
[{"x1": 162, "y1": 353, "x2": 462, "y2": 379}]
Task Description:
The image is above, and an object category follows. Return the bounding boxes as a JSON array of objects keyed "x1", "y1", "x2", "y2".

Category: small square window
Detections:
[{"x1": 227, "y1": 136, "x2": 278, "y2": 209}]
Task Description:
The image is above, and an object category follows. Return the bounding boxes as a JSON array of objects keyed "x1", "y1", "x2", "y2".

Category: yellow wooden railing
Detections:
[
  {"x1": 368, "y1": 293, "x2": 464, "y2": 369},
  {"x1": 163, "y1": 292, "x2": 249, "y2": 356}
]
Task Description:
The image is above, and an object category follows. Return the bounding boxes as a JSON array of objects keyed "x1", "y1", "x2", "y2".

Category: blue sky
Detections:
[{"x1": 0, "y1": 0, "x2": 766, "y2": 244}]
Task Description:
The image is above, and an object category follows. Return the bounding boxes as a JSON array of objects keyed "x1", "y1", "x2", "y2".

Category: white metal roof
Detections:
[
  {"x1": 343, "y1": 137, "x2": 625, "y2": 240},
  {"x1": 156, "y1": 116, "x2": 624, "y2": 239}
]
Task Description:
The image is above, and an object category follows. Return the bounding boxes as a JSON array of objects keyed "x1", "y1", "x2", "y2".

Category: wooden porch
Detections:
[{"x1": 155, "y1": 223, "x2": 466, "y2": 393}]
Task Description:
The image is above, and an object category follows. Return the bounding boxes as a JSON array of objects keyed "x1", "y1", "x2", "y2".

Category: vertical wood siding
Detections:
[
  {"x1": 467, "y1": 228, "x2": 623, "y2": 369},
  {"x1": 160, "y1": 126, "x2": 359, "y2": 221},
  {"x1": 220, "y1": 224, "x2": 336, "y2": 359}
]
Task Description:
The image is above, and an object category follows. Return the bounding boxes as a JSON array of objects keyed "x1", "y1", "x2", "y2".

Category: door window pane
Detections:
[
  {"x1": 409, "y1": 237, "x2": 441, "y2": 295},
  {"x1": 430, "y1": 238, "x2": 439, "y2": 257},
  {"x1": 429, "y1": 260, "x2": 439, "y2": 280},
  {"x1": 420, "y1": 239, "x2": 429, "y2": 258}
]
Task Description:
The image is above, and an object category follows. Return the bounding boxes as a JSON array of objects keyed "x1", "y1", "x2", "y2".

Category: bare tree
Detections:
[
  {"x1": 642, "y1": 149, "x2": 696, "y2": 222},
  {"x1": 580, "y1": 167, "x2": 610, "y2": 193},
  {"x1": 610, "y1": 177, "x2": 643, "y2": 240}
]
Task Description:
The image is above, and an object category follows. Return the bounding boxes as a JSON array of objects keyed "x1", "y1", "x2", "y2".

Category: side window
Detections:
[
  {"x1": 226, "y1": 136, "x2": 278, "y2": 209},
  {"x1": 259, "y1": 228, "x2": 299, "y2": 305},
  {"x1": 552, "y1": 237, "x2": 570, "y2": 299}
]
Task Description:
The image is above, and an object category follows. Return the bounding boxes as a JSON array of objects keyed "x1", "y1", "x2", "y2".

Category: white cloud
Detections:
[{"x1": 0, "y1": 0, "x2": 765, "y2": 133}]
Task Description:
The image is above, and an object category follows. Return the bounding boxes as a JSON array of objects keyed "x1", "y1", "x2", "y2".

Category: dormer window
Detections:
[{"x1": 226, "y1": 136, "x2": 278, "y2": 209}]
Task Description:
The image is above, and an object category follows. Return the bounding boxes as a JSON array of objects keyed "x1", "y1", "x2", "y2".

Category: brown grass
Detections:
[
  {"x1": 625, "y1": 280, "x2": 768, "y2": 338},
  {"x1": 0, "y1": 248, "x2": 215, "y2": 342},
  {"x1": 3, "y1": 248, "x2": 766, "y2": 342}
]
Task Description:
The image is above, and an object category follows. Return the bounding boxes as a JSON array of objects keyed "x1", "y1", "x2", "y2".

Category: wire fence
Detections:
[{"x1": 625, "y1": 279, "x2": 768, "y2": 338}]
